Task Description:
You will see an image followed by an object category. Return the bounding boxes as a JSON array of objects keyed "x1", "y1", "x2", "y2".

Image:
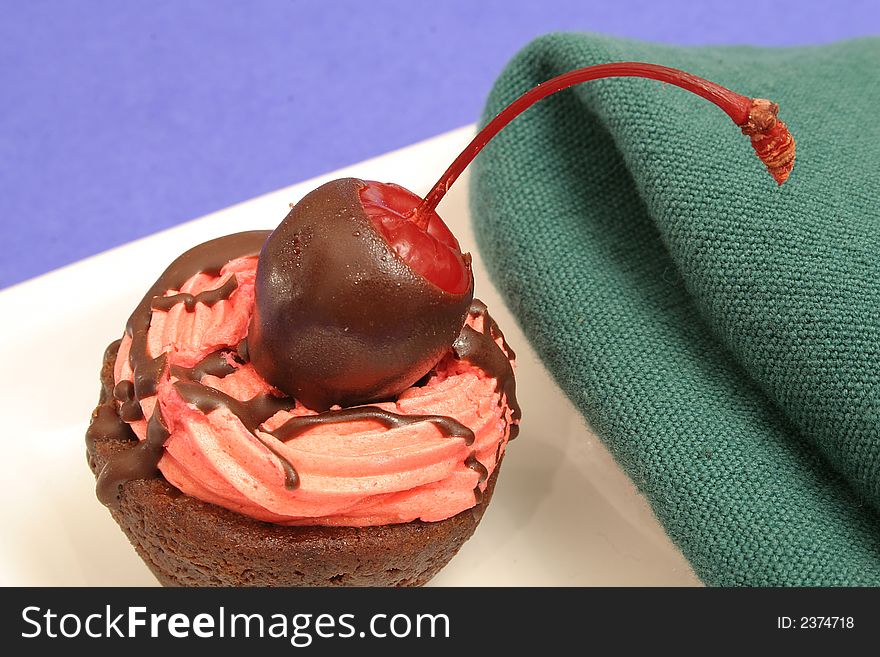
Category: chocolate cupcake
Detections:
[{"x1": 86, "y1": 179, "x2": 519, "y2": 587}]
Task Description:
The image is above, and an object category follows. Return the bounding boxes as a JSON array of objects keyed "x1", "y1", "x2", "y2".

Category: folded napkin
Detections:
[{"x1": 470, "y1": 32, "x2": 880, "y2": 586}]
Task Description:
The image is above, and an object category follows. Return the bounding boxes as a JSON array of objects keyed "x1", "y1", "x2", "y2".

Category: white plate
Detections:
[{"x1": 0, "y1": 127, "x2": 700, "y2": 586}]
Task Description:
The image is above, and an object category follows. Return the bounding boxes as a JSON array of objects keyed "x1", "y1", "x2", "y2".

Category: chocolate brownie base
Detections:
[{"x1": 86, "y1": 340, "x2": 502, "y2": 587}]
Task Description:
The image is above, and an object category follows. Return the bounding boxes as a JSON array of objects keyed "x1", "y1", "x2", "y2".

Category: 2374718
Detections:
[{"x1": 777, "y1": 616, "x2": 855, "y2": 629}]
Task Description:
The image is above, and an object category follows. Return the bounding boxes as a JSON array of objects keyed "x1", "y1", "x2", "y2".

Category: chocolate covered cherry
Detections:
[
  {"x1": 250, "y1": 62, "x2": 795, "y2": 411},
  {"x1": 249, "y1": 177, "x2": 473, "y2": 411}
]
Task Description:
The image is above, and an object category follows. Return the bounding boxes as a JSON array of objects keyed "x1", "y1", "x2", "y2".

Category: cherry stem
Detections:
[{"x1": 413, "y1": 61, "x2": 794, "y2": 227}]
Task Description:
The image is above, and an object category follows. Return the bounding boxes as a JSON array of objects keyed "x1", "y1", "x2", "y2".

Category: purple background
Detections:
[{"x1": 2, "y1": 0, "x2": 878, "y2": 289}]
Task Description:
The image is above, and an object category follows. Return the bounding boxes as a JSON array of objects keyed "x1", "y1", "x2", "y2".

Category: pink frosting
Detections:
[{"x1": 114, "y1": 256, "x2": 516, "y2": 526}]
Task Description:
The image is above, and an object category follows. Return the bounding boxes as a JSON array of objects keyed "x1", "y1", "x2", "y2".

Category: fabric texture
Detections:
[{"x1": 469, "y1": 32, "x2": 880, "y2": 586}]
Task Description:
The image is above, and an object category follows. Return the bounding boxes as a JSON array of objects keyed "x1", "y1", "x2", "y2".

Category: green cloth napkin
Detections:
[{"x1": 469, "y1": 33, "x2": 880, "y2": 586}]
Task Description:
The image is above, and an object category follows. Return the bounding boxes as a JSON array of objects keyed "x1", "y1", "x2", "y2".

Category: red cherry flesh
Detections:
[{"x1": 359, "y1": 181, "x2": 470, "y2": 295}]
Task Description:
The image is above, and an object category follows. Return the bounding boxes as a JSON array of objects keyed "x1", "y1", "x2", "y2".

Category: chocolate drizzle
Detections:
[
  {"x1": 95, "y1": 408, "x2": 170, "y2": 505},
  {"x1": 174, "y1": 381, "x2": 299, "y2": 489},
  {"x1": 270, "y1": 406, "x2": 475, "y2": 445},
  {"x1": 270, "y1": 405, "x2": 484, "y2": 503},
  {"x1": 151, "y1": 275, "x2": 239, "y2": 312},
  {"x1": 465, "y1": 453, "x2": 489, "y2": 481},
  {"x1": 125, "y1": 231, "x2": 270, "y2": 409},
  {"x1": 113, "y1": 380, "x2": 143, "y2": 421},
  {"x1": 236, "y1": 338, "x2": 250, "y2": 363},
  {"x1": 94, "y1": 232, "x2": 271, "y2": 506},
  {"x1": 92, "y1": 229, "x2": 515, "y2": 513},
  {"x1": 465, "y1": 453, "x2": 490, "y2": 504},
  {"x1": 133, "y1": 353, "x2": 167, "y2": 401},
  {"x1": 113, "y1": 380, "x2": 134, "y2": 400},
  {"x1": 86, "y1": 400, "x2": 135, "y2": 455},
  {"x1": 454, "y1": 300, "x2": 521, "y2": 439},
  {"x1": 171, "y1": 350, "x2": 240, "y2": 381}
]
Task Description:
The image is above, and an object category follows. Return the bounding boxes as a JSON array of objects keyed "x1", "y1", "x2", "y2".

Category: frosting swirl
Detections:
[{"x1": 106, "y1": 236, "x2": 518, "y2": 526}]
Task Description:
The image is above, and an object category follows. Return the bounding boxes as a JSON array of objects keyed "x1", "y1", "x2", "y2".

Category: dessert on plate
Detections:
[
  {"x1": 87, "y1": 178, "x2": 519, "y2": 587},
  {"x1": 86, "y1": 61, "x2": 791, "y2": 587}
]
